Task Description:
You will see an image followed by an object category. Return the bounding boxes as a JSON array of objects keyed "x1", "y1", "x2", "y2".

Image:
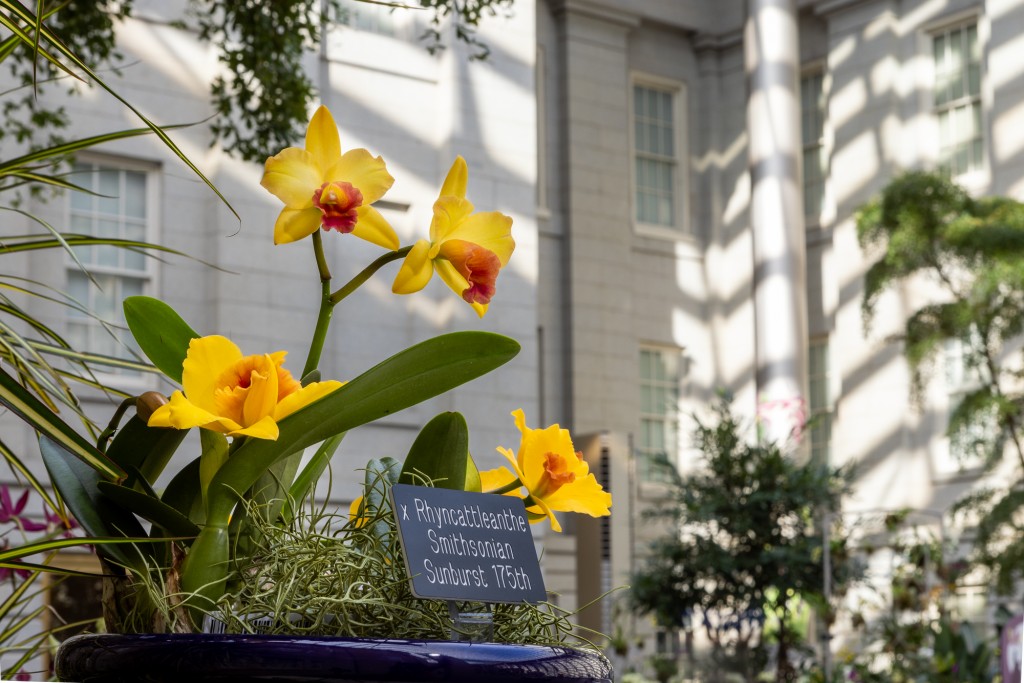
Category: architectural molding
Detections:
[
  {"x1": 694, "y1": 29, "x2": 743, "y2": 52},
  {"x1": 549, "y1": 0, "x2": 642, "y2": 28}
]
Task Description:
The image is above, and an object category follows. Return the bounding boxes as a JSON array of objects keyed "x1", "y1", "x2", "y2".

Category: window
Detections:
[
  {"x1": 808, "y1": 338, "x2": 832, "y2": 464},
  {"x1": 943, "y1": 336, "x2": 992, "y2": 468},
  {"x1": 932, "y1": 22, "x2": 982, "y2": 176},
  {"x1": 638, "y1": 347, "x2": 682, "y2": 482},
  {"x1": 801, "y1": 71, "x2": 826, "y2": 225},
  {"x1": 66, "y1": 161, "x2": 156, "y2": 377},
  {"x1": 633, "y1": 82, "x2": 683, "y2": 230},
  {"x1": 339, "y1": 0, "x2": 397, "y2": 36}
]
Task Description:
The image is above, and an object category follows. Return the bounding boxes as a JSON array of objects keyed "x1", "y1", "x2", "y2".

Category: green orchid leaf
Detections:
[
  {"x1": 38, "y1": 435, "x2": 148, "y2": 571},
  {"x1": 161, "y1": 456, "x2": 205, "y2": 527},
  {"x1": 206, "y1": 331, "x2": 520, "y2": 523},
  {"x1": 465, "y1": 453, "x2": 482, "y2": 493},
  {"x1": 97, "y1": 482, "x2": 200, "y2": 539},
  {"x1": 400, "y1": 412, "x2": 470, "y2": 490},
  {"x1": 184, "y1": 331, "x2": 519, "y2": 608},
  {"x1": 0, "y1": 533, "x2": 150, "y2": 563},
  {"x1": 2, "y1": 368, "x2": 123, "y2": 480},
  {"x1": 106, "y1": 416, "x2": 187, "y2": 486},
  {"x1": 281, "y1": 433, "x2": 345, "y2": 523},
  {"x1": 123, "y1": 296, "x2": 199, "y2": 383},
  {"x1": 199, "y1": 430, "x2": 229, "y2": 510},
  {"x1": 362, "y1": 457, "x2": 401, "y2": 546}
]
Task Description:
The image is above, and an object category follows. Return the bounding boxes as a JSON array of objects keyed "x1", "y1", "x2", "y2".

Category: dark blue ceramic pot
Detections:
[{"x1": 54, "y1": 633, "x2": 613, "y2": 683}]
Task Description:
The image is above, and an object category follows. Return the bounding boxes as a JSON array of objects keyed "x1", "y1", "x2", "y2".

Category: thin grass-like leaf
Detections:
[
  {"x1": 0, "y1": 436, "x2": 60, "y2": 512},
  {"x1": 0, "y1": 122, "x2": 192, "y2": 174},
  {"x1": 0, "y1": 367, "x2": 122, "y2": 479},
  {"x1": 0, "y1": 1, "x2": 237, "y2": 220}
]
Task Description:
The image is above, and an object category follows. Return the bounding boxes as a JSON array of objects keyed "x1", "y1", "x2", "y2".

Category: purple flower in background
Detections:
[
  {"x1": 44, "y1": 508, "x2": 78, "y2": 538},
  {"x1": 0, "y1": 485, "x2": 47, "y2": 532}
]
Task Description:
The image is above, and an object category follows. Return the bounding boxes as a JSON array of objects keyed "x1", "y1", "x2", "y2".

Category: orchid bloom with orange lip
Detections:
[
  {"x1": 147, "y1": 335, "x2": 342, "y2": 441},
  {"x1": 261, "y1": 105, "x2": 398, "y2": 248},
  {"x1": 391, "y1": 156, "x2": 514, "y2": 317},
  {"x1": 480, "y1": 409, "x2": 612, "y2": 532}
]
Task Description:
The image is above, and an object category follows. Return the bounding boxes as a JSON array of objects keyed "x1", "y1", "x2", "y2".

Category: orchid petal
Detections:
[
  {"x1": 429, "y1": 196, "x2": 475, "y2": 244},
  {"x1": 182, "y1": 336, "x2": 242, "y2": 415},
  {"x1": 392, "y1": 239, "x2": 434, "y2": 295},
  {"x1": 273, "y1": 380, "x2": 343, "y2": 421},
  {"x1": 439, "y1": 156, "x2": 468, "y2": 198},
  {"x1": 446, "y1": 211, "x2": 515, "y2": 266},
  {"x1": 261, "y1": 147, "x2": 321, "y2": 208},
  {"x1": 351, "y1": 205, "x2": 399, "y2": 250},
  {"x1": 148, "y1": 391, "x2": 241, "y2": 434},
  {"x1": 479, "y1": 465, "x2": 520, "y2": 494},
  {"x1": 241, "y1": 355, "x2": 279, "y2": 427},
  {"x1": 233, "y1": 416, "x2": 280, "y2": 440},
  {"x1": 326, "y1": 148, "x2": 394, "y2": 204},
  {"x1": 274, "y1": 207, "x2": 322, "y2": 245},
  {"x1": 305, "y1": 105, "x2": 342, "y2": 173},
  {"x1": 433, "y1": 258, "x2": 471, "y2": 300}
]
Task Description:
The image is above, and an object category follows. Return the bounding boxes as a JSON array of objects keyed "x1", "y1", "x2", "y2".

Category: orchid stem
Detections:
[
  {"x1": 302, "y1": 233, "x2": 334, "y2": 379},
  {"x1": 485, "y1": 478, "x2": 523, "y2": 496},
  {"x1": 329, "y1": 246, "x2": 411, "y2": 306}
]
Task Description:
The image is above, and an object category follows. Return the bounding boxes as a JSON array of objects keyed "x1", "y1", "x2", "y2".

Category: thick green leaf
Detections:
[
  {"x1": 399, "y1": 412, "x2": 470, "y2": 490},
  {"x1": 97, "y1": 482, "x2": 200, "y2": 538},
  {"x1": 199, "y1": 430, "x2": 229, "y2": 510},
  {"x1": 206, "y1": 331, "x2": 519, "y2": 523},
  {"x1": 182, "y1": 331, "x2": 518, "y2": 605},
  {"x1": 38, "y1": 435, "x2": 147, "y2": 570},
  {"x1": 123, "y1": 296, "x2": 199, "y2": 383},
  {"x1": 106, "y1": 416, "x2": 187, "y2": 486},
  {"x1": 281, "y1": 433, "x2": 345, "y2": 523},
  {"x1": 1, "y1": 367, "x2": 123, "y2": 480},
  {"x1": 161, "y1": 456, "x2": 204, "y2": 527}
]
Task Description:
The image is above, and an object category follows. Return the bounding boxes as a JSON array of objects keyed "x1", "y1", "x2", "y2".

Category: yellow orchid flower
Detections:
[
  {"x1": 261, "y1": 105, "x2": 398, "y2": 248},
  {"x1": 147, "y1": 335, "x2": 342, "y2": 440},
  {"x1": 480, "y1": 409, "x2": 612, "y2": 532},
  {"x1": 391, "y1": 156, "x2": 514, "y2": 317}
]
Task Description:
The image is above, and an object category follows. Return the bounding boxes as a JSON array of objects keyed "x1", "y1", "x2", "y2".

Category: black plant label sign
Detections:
[{"x1": 390, "y1": 484, "x2": 547, "y2": 604}]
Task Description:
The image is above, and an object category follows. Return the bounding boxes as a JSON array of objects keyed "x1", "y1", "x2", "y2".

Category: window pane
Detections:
[
  {"x1": 125, "y1": 172, "x2": 146, "y2": 219},
  {"x1": 65, "y1": 163, "x2": 154, "y2": 377},
  {"x1": 97, "y1": 169, "x2": 120, "y2": 215}
]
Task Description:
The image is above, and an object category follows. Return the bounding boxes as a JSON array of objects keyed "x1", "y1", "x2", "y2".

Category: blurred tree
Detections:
[
  {"x1": 857, "y1": 171, "x2": 1024, "y2": 593},
  {"x1": 0, "y1": 0, "x2": 514, "y2": 161},
  {"x1": 629, "y1": 398, "x2": 851, "y2": 683}
]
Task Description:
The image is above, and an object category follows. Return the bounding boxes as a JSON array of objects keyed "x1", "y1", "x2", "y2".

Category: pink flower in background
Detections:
[
  {"x1": 44, "y1": 508, "x2": 79, "y2": 538},
  {"x1": 0, "y1": 485, "x2": 46, "y2": 532}
]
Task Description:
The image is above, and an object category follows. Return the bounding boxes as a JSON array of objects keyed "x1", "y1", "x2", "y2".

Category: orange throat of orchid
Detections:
[
  {"x1": 534, "y1": 450, "x2": 579, "y2": 499},
  {"x1": 213, "y1": 354, "x2": 301, "y2": 426},
  {"x1": 446, "y1": 240, "x2": 501, "y2": 305},
  {"x1": 313, "y1": 181, "x2": 363, "y2": 233}
]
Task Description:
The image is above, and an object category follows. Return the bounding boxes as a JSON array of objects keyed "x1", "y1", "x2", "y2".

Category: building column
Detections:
[{"x1": 744, "y1": 0, "x2": 808, "y2": 445}]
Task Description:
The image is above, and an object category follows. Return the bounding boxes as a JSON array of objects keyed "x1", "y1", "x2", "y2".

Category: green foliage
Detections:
[
  {"x1": 629, "y1": 398, "x2": 852, "y2": 682},
  {"x1": 857, "y1": 171, "x2": 1024, "y2": 591},
  {"x1": 837, "y1": 528, "x2": 994, "y2": 683},
  {"x1": 213, "y1": 463, "x2": 585, "y2": 646},
  {"x1": 3, "y1": 0, "x2": 517, "y2": 162}
]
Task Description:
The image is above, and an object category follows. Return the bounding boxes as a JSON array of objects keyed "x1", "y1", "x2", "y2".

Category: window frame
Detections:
[
  {"x1": 637, "y1": 344, "x2": 685, "y2": 484},
  {"x1": 936, "y1": 335, "x2": 990, "y2": 478},
  {"x1": 629, "y1": 72, "x2": 689, "y2": 239},
  {"x1": 800, "y1": 65, "x2": 829, "y2": 229},
  {"x1": 922, "y1": 10, "x2": 989, "y2": 186},
  {"x1": 807, "y1": 336, "x2": 833, "y2": 465},
  {"x1": 63, "y1": 155, "x2": 161, "y2": 389}
]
